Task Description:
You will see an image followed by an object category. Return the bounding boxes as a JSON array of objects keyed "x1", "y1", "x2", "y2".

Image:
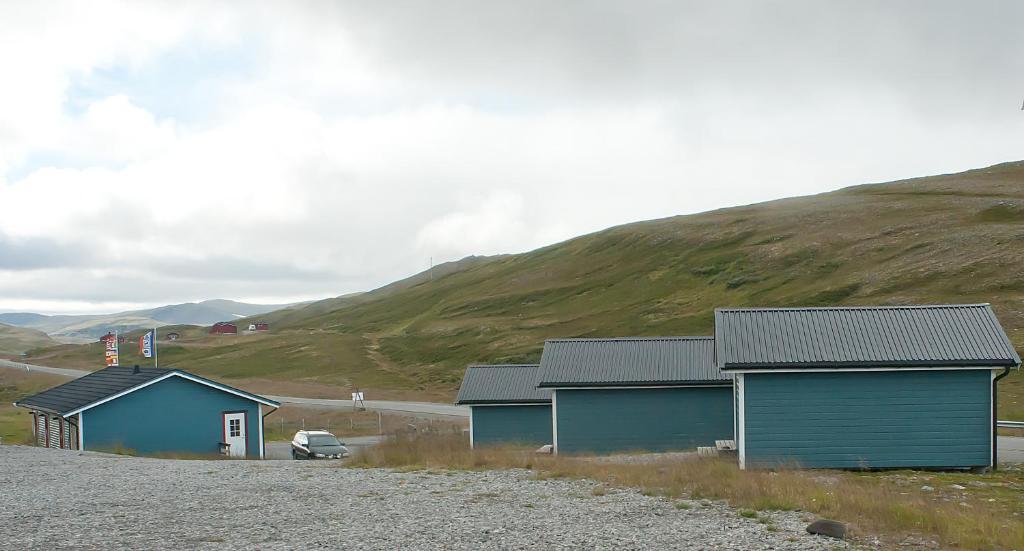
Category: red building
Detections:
[
  {"x1": 254, "y1": 322, "x2": 269, "y2": 331},
  {"x1": 209, "y1": 322, "x2": 237, "y2": 335}
]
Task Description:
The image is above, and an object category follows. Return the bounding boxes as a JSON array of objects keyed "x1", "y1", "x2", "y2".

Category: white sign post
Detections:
[{"x1": 352, "y1": 391, "x2": 365, "y2": 411}]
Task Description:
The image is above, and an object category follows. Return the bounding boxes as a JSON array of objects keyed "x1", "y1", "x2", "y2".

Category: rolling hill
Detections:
[
  {"x1": 23, "y1": 161, "x2": 1024, "y2": 417},
  {"x1": 0, "y1": 299, "x2": 298, "y2": 341},
  {"x1": 0, "y1": 323, "x2": 56, "y2": 356}
]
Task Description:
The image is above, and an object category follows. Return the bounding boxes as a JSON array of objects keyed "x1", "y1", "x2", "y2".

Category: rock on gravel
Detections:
[{"x1": 0, "y1": 446, "x2": 847, "y2": 550}]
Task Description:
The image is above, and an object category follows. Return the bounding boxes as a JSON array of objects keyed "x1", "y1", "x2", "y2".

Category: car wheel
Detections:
[{"x1": 291, "y1": 449, "x2": 298, "y2": 460}]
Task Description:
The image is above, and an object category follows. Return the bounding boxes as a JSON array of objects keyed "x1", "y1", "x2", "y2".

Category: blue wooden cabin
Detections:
[
  {"x1": 15, "y1": 366, "x2": 280, "y2": 458},
  {"x1": 537, "y1": 337, "x2": 734, "y2": 455},
  {"x1": 717, "y1": 304, "x2": 1021, "y2": 470},
  {"x1": 456, "y1": 364, "x2": 552, "y2": 448}
]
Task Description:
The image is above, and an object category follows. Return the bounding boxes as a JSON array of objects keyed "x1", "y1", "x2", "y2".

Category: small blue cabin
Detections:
[
  {"x1": 537, "y1": 337, "x2": 734, "y2": 455},
  {"x1": 716, "y1": 304, "x2": 1021, "y2": 470},
  {"x1": 456, "y1": 364, "x2": 552, "y2": 448},
  {"x1": 15, "y1": 366, "x2": 280, "y2": 458}
]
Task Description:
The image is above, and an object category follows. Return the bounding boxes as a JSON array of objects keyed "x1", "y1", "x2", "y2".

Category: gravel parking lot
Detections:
[{"x1": 0, "y1": 446, "x2": 846, "y2": 550}]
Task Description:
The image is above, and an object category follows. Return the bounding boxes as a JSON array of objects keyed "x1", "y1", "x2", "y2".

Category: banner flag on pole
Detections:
[
  {"x1": 103, "y1": 332, "x2": 119, "y2": 367},
  {"x1": 139, "y1": 329, "x2": 155, "y2": 359}
]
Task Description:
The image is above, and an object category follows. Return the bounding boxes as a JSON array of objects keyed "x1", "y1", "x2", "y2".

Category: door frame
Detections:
[{"x1": 221, "y1": 410, "x2": 249, "y2": 458}]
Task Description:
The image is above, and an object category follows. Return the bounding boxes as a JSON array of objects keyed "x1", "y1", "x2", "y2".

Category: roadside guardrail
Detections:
[{"x1": 998, "y1": 420, "x2": 1024, "y2": 429}]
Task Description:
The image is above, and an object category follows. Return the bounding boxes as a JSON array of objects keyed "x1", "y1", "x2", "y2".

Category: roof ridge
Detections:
[
  {"x1": 716, "y1": 304, "x2": 991, "y2": 313},
  {"x1": 546, "y1": 336, "x2": 713, "y2": 343},
  {"x1": 466, "y1": 364, "x2": 540, "y2": 369}
]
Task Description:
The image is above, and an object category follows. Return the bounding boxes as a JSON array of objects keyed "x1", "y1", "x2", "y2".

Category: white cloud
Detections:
[
  {"x1": 0, "y1": 1, "x2": 1022, "y2": 314},
  {"x1": 72, "y1": 95, "x2": 177, "y2": 163}
]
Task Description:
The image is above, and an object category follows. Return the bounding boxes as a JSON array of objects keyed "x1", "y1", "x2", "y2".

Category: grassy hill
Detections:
[
  {"x1": 24, "y1": 161, "x2": 1024, "y2": 417},
  {"x1": 0, "y1": 323, "x2": 56, "y2": 356}
]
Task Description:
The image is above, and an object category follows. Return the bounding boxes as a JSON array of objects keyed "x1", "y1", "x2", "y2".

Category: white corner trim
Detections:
[
  {"x1": 258, "y1": 404, "x2": 265, "y2": 459},
  {"x1": 63, "y1": 371, "x2": 279, "y2": 417},
  {"x1": 551, "y1": 390, "x2": 558, "y2": 455},
  {"x1": 78, "y1": 412, "x2": 84, "y2": 451},
  {"x1": 469, "y1": 407, "x2": 475, "y2": 449},
  {"x1": 737, "y1": 374, "x2": 746, "y2": 470}
]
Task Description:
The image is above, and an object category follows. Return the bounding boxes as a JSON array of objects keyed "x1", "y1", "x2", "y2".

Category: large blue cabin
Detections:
[
  {"x1": 716, "y1": 304, "x2": 1021, "y2": 470},
  {"x1": 15, "y1": 366, "x2": 279, "y2": 458}
]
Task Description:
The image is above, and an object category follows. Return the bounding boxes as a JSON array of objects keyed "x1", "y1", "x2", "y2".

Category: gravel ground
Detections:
[{"x1": 0, "y1": 446, "x2": 848, "y2": 550}]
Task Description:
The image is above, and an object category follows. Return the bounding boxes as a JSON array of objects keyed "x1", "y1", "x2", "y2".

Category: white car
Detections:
[{"x1": 291, "y1": 430, "x2": 351, "y2": 460}]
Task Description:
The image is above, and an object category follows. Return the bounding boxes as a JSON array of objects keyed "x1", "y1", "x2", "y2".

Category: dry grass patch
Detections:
[{"x1": 351, "y1": 432, "x2": 1024, "y2": 550}]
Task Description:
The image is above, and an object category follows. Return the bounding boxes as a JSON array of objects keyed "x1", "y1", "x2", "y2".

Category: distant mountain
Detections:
[
  {"x1": 0, "y1": 323, "x2": 56, "y2": 356},
  {"x1": 0, "y1": 299, "x2": 297, "y2": 340}
]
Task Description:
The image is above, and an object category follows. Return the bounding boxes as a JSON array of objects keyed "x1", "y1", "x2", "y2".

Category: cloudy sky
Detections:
[{"x1": 0, "y1": 1, "x2": 1022, "y2": 314}]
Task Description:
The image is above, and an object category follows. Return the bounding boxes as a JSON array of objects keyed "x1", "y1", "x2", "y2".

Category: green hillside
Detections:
[
  {"x1": 25, "y1": 161, "x2": 1024, "y2": 417},
  {"x1": 0, "y1": 323, "x2": 56, "y2": 356}
]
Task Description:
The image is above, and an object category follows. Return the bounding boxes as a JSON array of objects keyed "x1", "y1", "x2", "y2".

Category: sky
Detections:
[{"x1": 0, "y1": 1, "x2": 1022, "y2": 315}]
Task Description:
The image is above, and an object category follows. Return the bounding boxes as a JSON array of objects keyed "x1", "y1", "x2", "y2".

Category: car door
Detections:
[
  {"x1": 222, "y1": 412, "x2": 247, "y2": 457},
  {"x1": 293, "y1": 433, "x2": 309, "y2": 458}
]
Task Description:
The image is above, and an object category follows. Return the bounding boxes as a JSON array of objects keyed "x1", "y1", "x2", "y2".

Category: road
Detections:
[
  {"x1": 0, "y1": 358, "x2": 469, "y2": 419},
  {"x1": 264, "y1": 394, "x2": 468, "y2": 418},
  {"x1": 3, "y1": 358, "x2": 1022, "y2": 463},
  {"x1": 0, "y1": 358, "x2": 95, "y2": 379},
  {"x1": 1000, "y1": 434, "x2": 1024, "y2": 463}
]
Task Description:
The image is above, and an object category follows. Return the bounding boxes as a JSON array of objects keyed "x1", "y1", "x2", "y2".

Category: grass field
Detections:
[
  {"x1": 19, "y1": 161, "x2": 1024, "y2": 417},
  {"x1": 0, "y1": 369, "x2": 70, "y2": 444},
  {"x1": 351, "y1": 432, "x2": 1024, "y2": 550}
]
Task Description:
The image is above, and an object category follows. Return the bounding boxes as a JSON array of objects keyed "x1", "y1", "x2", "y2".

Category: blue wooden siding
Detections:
[
  {"x1": 472, "y1": 405, "x2": 552, "y2": 447},
  {"x1": 83, "y1": 376, "x2": 262, "y2": 458},
  {"x1": 742, "y1": 370, "x2": 992, "y2": 468},
  {"x1": 555, "y1": 387, "x2": 733, "y2": 454}
]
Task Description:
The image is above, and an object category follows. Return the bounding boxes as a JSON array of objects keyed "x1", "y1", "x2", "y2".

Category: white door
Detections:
[{"x1": 223, "y1": 412, "x2": 247, "y2": 457}]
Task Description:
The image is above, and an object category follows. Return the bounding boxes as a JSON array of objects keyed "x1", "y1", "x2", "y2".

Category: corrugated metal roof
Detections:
[
  {"x1": 715, "y1": 304, "x2": 1022, "y2": 370},
  {"x1": 455, "y1": 365, "x2": 552, "y2": 405},
  {"x1": 536, "y1": 337, "x2": 729, "y2": 387},
  {"x1": 15, "y1": 366, "x2": 280, "y2": 415}
]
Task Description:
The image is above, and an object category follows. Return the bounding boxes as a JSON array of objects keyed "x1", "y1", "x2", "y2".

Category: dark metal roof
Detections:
[
  {"x1": 536, "y1": 337, "x2": 729, "y2": 388},
  {"x1": 15, "y1": 367, "x2": 166, "y2": 415},
  {"x1": 14, "y1": 366, "x2": 280, "y2": 416},
  {"x1": 715, "y1": 304, "x2": 1022, "y2": 370},
  {"x1": 455, "y1": 365, "x2": 551, "y2": 405}
]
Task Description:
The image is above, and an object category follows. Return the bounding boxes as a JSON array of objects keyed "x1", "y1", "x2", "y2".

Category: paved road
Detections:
[
  {"x1": 265, "y1": 436, "x2": 384, "y2": 460},
  {"x1": 264, "y1": 394, "x2": 468, "y2": 418},
  {"x1": 0, "y1": 358, "x2": 469, "y2": 419},
  {"x1": 0, "y1": 358, "x2": 94, "y2": 379},
  {"x1": 1000, "y1": 434, "x2": 1024, "y2": 463}
]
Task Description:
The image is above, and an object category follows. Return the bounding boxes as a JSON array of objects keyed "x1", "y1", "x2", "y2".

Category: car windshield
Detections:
[{"x1": 308, "y1": 434, "x2": 341, "y2": 446}]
